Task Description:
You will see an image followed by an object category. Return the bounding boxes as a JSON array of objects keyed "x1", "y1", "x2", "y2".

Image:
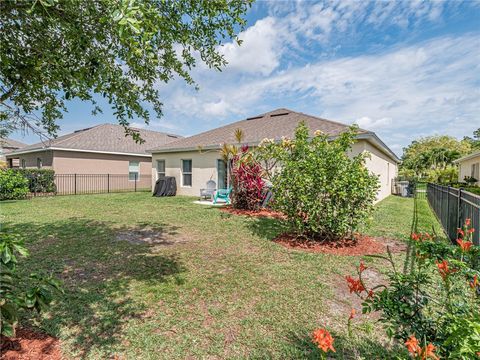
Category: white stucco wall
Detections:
[
  {"x1": 151, "y1": 139, "x2": 398, "y2": 201},
  {"x1": 152, "y1": 151, "x2": 223, "y2": 196},
  {"x1": 350, "y1": 141, "x2": 398, "y2": 202},
  {"x1": 457, "y1": 154, "x2": 480, "y2": 185}
]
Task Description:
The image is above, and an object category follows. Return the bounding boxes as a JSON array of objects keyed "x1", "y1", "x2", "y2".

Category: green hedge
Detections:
[
  {"x1": 12, "y1": 169, "x2": 56, "y2": 193},
  {"x1": 0, "y1": 169, "x2": 29, "y2": 200}
]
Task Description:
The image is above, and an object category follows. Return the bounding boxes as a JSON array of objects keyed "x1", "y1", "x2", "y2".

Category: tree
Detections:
[
  {"x1": 0, "y1": 0, "x2": 251, "y2": 140},
  {"x1": 463, "y1": 128, "x2": 480, "y2": 150},
  {"x1": 400, "y1": 136, "x2": 471, "y2": 179}
]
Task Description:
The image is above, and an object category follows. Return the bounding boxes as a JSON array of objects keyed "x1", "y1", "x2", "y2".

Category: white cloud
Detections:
[
  {"x1": 355, "y1": 117, "x2": 392, "y2": 130},
  {"x1": 162, "y1": 33, "x2": 480, "y2": 153},
  {"x1": 219, "y1": 17, "x2": 281, "y2": 76}
]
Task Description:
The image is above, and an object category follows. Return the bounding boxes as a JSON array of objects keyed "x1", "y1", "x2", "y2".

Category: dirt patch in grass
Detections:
[
  {"x1": 219, "y1": 206, "x2": 286, "y2": 220},
  {"x1": 273, "y1": 233, "x2": 405, "y2": 256},
  {"x1": 0, "y1": 328, "x2": 61, "y2": 360},
  {"x1": 115, "y1": 229, "x2": 187, "y2": 246}
]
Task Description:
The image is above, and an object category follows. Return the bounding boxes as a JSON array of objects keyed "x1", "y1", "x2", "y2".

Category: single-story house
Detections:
[
  {"x1": 1, "y1": 138, "x2": 27, "y2": 167},
  {"x1": 149, "y1": 108, "x2": 400, "y2": 201},
  {"x1": 6, "y1": 124, "x2": 181, "y2": 192},
  {"x1": 454, "y1": 150, "x2": 480, "y2": 185}
]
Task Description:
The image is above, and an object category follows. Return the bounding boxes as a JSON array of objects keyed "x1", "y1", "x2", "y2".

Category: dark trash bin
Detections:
[{"x1": 153, "y1": 176, "x2": 177, "y2": 197}]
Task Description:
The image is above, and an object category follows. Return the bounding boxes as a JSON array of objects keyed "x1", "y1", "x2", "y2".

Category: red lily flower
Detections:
[
  {"x1": 436, "y1": 260, "x2": 456, "y2": 280},
  {"x1": 456, "y1": 239, "x2": 473, "y2": 252},
  {"x1": 457, "y1": 228, "x2": 465, "y2": 237},
  {"x1": 470, "y1": 274, "x2": 479, "y2": 289},
  {"x1": 359, "y1": 261, "x2": 367, "y2": 273},
  {"x1": 465, "y1": 218, "x2": 471, "y2": 226},
  {"x1": 345, "y1": 276, "x2": 365, "y2": 294}
]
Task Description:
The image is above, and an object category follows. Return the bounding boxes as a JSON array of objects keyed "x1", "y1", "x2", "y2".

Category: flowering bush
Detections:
[
  {"x1": 346, "y1": 219, "x2": 480, "y2": 358},
  {"x1": 230, "y1": 145, "x2": 266, "y2": 210},
  {"x1": 257, "y1": 122, "x2": 379, "y2": 240}
]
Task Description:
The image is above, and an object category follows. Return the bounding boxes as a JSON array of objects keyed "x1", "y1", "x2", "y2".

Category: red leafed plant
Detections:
[{"x1": 230, "y1": 145, "x2": 266, "y2": 210}]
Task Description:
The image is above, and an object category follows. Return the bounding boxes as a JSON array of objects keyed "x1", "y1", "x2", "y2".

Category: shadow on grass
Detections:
[
  {"x1": 287, "y1": 330, "x2": 405, "y2": 359},
  {"x1": 244, "y1": 216, "x2": 289, "y2": 241},
  {"x1": 2, "y1": 219, "x2": 186, "y2": 358}
]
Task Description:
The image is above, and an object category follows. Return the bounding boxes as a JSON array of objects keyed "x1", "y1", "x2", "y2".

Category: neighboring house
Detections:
[
  {"x1": 454, "y1": 150, "x2": 480, "y2": 185},
  {"x1": 149, "y1": 108, "x2": 400, "y2": 201},
  {"x1": 6, "y1": 124, "x2": 181, "y2": 191},
  {"x1": 1, "y1": 138, "x2": 27, "y2": 167}
]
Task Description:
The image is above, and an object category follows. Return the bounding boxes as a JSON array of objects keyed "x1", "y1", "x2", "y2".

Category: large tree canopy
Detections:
[
  {"x1": 400, "y1": 135, "x2": 472, "y2": 182},
  {"x1": 0, "y1": 0, "x2": 251, "y2": 139}
]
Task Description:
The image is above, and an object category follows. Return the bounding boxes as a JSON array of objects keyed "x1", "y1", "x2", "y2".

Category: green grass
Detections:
[{"x1": 0, "y1": 194, "x2": 441, "y2": 359}]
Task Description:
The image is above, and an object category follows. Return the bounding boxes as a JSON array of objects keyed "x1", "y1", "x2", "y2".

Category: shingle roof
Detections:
[
  {"x1": 0, "y1": 138, "x2": 27, "y2": 149},
  {"x1": 10, "y1": 124, "x2": 181, "y2": 156},
  {"x1": 150, "y1": 108, "x2": 368, "y2": 152}
]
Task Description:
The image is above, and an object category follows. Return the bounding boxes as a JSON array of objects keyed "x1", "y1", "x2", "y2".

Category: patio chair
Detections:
[
  {"x1": 213, "y1": 187, "x2": 232, "y2": 205},
  {"x1": 200, "y1": 180, "x2": 216, "y2": 200}
]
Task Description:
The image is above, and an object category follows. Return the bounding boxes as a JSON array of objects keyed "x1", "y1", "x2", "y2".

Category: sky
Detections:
[{"x1": 11, "y1": 0, "x2": 480, "y2": 157}]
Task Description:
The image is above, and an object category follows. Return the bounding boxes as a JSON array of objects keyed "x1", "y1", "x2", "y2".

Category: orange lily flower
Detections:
[
  {"x1": 312, "y1": 328, "x2": 336, "y2": 353},
  {"x1": 456, "y1": 239, "x2": 473, "y2": 252},
  {"x1": 405, "y1": 335, "x2": 421, "y2": 355},
  {"x1": 345, "y1": 276, "x2": 365, "y2": 294},
  {"x1": 349, "y1": 308, "x2": 356, "y2": 320}
]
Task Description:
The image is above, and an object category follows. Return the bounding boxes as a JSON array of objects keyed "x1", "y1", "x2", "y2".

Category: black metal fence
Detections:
[
  {"x1": 427, "y1": 183, "x2": 480, "y2": 245},
  {"x1": 29, "y1": 174, "x2": 151, "y2": 197}
]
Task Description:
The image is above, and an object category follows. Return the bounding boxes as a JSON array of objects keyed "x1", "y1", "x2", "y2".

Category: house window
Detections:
[
  {"x1": 217, "y1": 159, "x2": 227, "y2": 189},
  {"x1": 128, "y1": 161, "x2": 140, "y2": 181},
  {"x1": 21, "y1": 159, "x2": 26, "y2": 168},
  {"x1": 37, "y1": 158, "x2": 42, "y2": 169},
  {"x1": 472, "y1": 163, "x2": 480, "y2": 180},
  {"x1": 157, "y1": 160, "x2": 166, "y2": 179},
  {"x1": 182, "y1": 159, "x2": 192, "y2": 187}
]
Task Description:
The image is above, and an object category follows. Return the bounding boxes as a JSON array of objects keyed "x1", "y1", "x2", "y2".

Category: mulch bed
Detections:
[
  {"x1": 273, "y1": 233, "x2": 403, "y2": 256},
  {"x1": 219, "y1": 206, "x2": 286, "y2": 220},
  {"x1": 0, "y1": 328, "x2": 61, "y2": 360}
]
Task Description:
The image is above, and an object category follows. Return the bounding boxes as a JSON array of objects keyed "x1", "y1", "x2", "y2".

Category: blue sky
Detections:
[{"x1": 12, "y1": 0, "x2": 480, "y2": 156}]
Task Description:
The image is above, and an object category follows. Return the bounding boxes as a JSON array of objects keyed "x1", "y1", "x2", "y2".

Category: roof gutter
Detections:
[
  {"x1": 453, "y1": 151, "x2": 480, "y2": 163},
  {"x1": 6, "y1": 147, "x2": 152, "y2": 158}
]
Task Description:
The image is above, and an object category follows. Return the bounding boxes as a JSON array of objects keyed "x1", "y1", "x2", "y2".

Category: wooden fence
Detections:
[{"x1": 427, "y1": 183, "x2": 480, "y2": 245}]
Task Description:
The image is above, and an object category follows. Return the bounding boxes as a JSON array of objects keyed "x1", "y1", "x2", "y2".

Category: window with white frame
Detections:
[
  {"x1": 472, "y1": 163, "x2": 480, "y2": 180},
  {"x1": 128, "y1": 161, "x2": 140, "y2": 181},
  {"x1": 157, "y1": 160, "x2": 166, "y2": 179},
  {"x1": 182, "y1": 159, "x2": 192, "y2": 186}
]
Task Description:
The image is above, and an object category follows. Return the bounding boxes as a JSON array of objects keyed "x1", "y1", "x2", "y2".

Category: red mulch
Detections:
[
  {"x1": 273, "y1": 233, "x2": 395, "y2": 256},
  {"x1": 0, "y1": 328, "x2": 61, "y2": 360},
  {"x1": 220, "y1": 206, "x2": 286, "y2": 220}
]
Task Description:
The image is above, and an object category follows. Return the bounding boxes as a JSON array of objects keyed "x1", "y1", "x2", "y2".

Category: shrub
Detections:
[
  {"x1": 13, "y1": 169, "x2": 56, "y2": 193},
  {"x1": 0, "y1": 232, "x2": 62, "y2": 336},
  {"x1": 231, "y1": 146, "x2": 265, "y2": 210},
  {"x1": 257, "y1": 122, "x2": 379, "y2": 240},
  {"x1": 0, "y1": 169, "x2": 29, "y2": 200},
  {"x1": 346, "y1": 219, "x2": 480, "y2": 358}
]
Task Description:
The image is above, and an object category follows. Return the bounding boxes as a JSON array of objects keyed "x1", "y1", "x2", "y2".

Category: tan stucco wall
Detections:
[
  {"x1": 152, "y1": 139, "x2": 398, "y2": 201},
  {"x1": 152, "y1": 151, "x2": 222, "y2": 196},
  {"x1": 15, "y1": 150, "x2": 54, "y2": 168},
  {"x1": 458, "y1": 154, "x2": 480, "y2": 185}
]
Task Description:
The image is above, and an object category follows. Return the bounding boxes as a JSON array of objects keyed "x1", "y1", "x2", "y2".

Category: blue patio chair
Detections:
[{"x1": 213, "y1": 187, "x2": 232, "y2": 204}]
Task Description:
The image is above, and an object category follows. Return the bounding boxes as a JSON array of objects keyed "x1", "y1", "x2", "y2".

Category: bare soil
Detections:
[
  {"x1": 115, "y1": 229, "x2": 187, "y2": 246},
  {"x1": 219, "y1": 206, "x2": 286, "y2": 220}
]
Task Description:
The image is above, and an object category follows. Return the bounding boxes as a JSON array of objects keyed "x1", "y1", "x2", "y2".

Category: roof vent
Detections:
[
  {"x1": 246, "y1": 115, "x2": 264, "y2": 120},
  {"x1": 74, "y1": 127, "x2": 93, "y2": 133},
  {"x1": 270, "y1": 112, "x2": 289, "y2": 117}
]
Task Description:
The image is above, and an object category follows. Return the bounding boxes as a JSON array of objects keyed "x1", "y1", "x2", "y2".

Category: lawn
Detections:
[{"x1": 1, "y1": 193, "x2": 441, "y2": 359}]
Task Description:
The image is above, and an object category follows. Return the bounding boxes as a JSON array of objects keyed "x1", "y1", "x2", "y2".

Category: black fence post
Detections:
[
  {"x1": 107, "y1": 174, "x2": 110, "y2": 193},
  {"x1": 457, "y1": 188, "x2": 462, "y2": 229},
  {"x1": 135, "y1": 173, "x2": 137, "y2": 192},
  {"x1": 74, "y1": 173, "x2": 77, "y2": 195}
]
